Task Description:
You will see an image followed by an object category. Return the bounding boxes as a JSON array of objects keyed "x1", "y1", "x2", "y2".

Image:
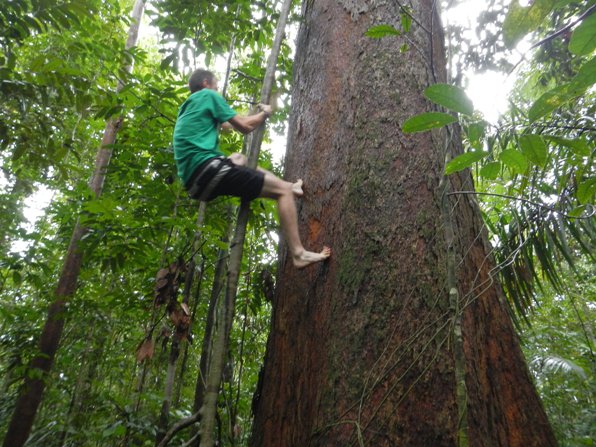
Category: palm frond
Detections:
[
  {"x1": 490, "y1": 194, "x2": 595, "y2": 322},
  {"x1": 530, "y1": 354, "x2": 588, "y2": 380}
]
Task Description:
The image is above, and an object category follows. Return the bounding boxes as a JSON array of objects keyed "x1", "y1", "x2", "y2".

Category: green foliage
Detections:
[
  {"x1": 402, "y1": 112, "x2": 457, "y2": 133},
  {"x1": 364, "y1": 9, "x2": 414, "y2": 39},
  {"x1": 1, "y1": 0, "x2": 290, "y2": 445},
  {"x1": 499, "y1": 148, "x2": 529, "y2": 174},
  {"x1": 364, "y1": 24, "x2": 401, "y2": 38},
  {"x1": 502, "y1": 0, "x2": 557, "y2": 48},
  {"x1": 403, "y1": 84, "x2": 473, "y2": 136},
  {"x1": 519, "y1": 134, "x2": 548, "y2": 167},
  {"x1": 401, "y1": 11, "x2": 413, "y2": 33},
  {"x1": 528, "y1": 56, "x2": 596, "y2": 122},
  {"x1": 445, "y1": 151, "x2": 488, "y2": 174},
  {"x1": 520, "y1": 265, "x2": 595, "y2": 445},
  {"x1": 424, "y1": 84, "x2": 474, "y2": 116},
  {"x1": 568, "y1": 11, "x2": 596, "y2": 56}
]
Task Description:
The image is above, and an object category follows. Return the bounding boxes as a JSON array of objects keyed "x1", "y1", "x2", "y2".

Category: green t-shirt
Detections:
[{"x1": 173, "y1": 89, "x2": 237, "y2": 185}]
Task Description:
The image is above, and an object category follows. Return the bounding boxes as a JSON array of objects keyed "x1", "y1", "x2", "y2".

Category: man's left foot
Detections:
[{"x1": 292, "y1": 179, "x2": 304, "y2": 197}]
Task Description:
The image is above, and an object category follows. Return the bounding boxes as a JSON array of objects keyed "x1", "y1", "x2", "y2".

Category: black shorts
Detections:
[{"x1": 185, "y1": 157, "x2": 265, "y2": 202}]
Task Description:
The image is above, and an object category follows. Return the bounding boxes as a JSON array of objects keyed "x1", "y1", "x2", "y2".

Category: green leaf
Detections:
[
  {"x1": 528, "y1": 84, "x2": 577, "y2": 122},
  {"x1": 102, "y1": 423, "x2": 126, "y2": 438},
  {"x1": 528, "y1": 58, "x2": 596, "y2": 122},
  {"x1": 503, "y1": 0, "x2": 557, "y2": 49},
  {"x1": 402, "y1": 112, "x2": 457, "y2": 133},
  {"x1": 544, "y1": 136, "x2": 590, "y2": 156},
  {"x1": 365, "y1": 25, "x2": 400, "y2": 38},
  {"x1": 571, "y1": 56, "x2": 596, "y2": 90},
  {"x1": 401, "y1": 13, "x2": 412, "y2": 33},
  {"x1": 568, "y1": 205, "x2": 587, "y2": 218},
  {"x1": 466, "y1": 121, "x2": 486, "y2": 142},
  {"x1": 519, "y1": 134, "x2": 548, "y2": 167},
  {"x1": 569, "y1": 12, "x2": 596, "y2": 56},
  {"x1": 424, "y1": 84, "x2": 474, "y2": 115},
  {"x1": 576, "y1": 177, "x2": 596, "y2": 204},
  {"x1": 12, "y1": 271, "x2": 23, "y2": 285},
  {"x1": 160, "y1": 53, "x2": 176, "y2": 70},
  {"x1": 12, "y1": 145, "x2": 27, "y2": 161},
  {"x1": 480, "y1": 161, "x2": 502, "y2": 180},
  {"x1": 445, "y1": 151, "x2": 488, "y2": 175},
  {"x1": 500, "y1": 149, "x2": 528, "y2": 174}
]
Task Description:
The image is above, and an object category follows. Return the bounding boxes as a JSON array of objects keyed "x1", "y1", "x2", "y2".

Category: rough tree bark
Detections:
[
  {"x1": 250, "y1": 1, "x2": 556, "y2": 446},
  {"x1": 2, "y1": 2, "x2": 146, "y2": 446}
]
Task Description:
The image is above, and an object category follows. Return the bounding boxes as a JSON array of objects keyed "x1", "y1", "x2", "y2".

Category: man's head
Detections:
[{"x1": 188, "y1": 69, "x2": 218, "y2": 93}]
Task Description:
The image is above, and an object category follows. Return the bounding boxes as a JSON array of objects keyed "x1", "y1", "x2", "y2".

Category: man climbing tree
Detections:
[{"x1": 173, "y1": 68, "x2": 331, "y2": 268}]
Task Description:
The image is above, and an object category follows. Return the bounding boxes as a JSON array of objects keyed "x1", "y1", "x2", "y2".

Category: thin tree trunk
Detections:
[
  {"x1": 2, "y1": 2, "x2": 146, "y2": 446},
  {"x1": 153, "y1": 217, "x2": 236, "y2": 447},
  {"x1": 250, "y1": 1, "x2": 556, "y2": 446},
  {"x1": 156, "y1": 339, "x2": 181, "y2": 445},
  {"x1": 174, "y1": 255, "x2": 206, "y2": 407},
  {"x1": 160, "y1": 203, "x2": 207, "y2": 435},
  {"x1": 197, "y1": 2, "x2": 293, "y2": 445},
  {"x1": 189, "y1": 210, "x2": 234, "y2": 447},
  {"x1": 58, "y1": 324, "x2": 105, "y2": 446}
]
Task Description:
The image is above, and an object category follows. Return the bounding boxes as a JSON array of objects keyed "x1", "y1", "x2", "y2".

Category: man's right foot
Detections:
[{"x1": 293, "y1": 246, "x2": 331, "y2": 269}]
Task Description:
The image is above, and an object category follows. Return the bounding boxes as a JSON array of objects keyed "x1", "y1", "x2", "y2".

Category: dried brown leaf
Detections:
[
  {"x1": 181, "y1": 302, "x2": 190, "y2": 316},
  {"x1": 135, "y1": 338, "x2": 155, "y2": 363}
]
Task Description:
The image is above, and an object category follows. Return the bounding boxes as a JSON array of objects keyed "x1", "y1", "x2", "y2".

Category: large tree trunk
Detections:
[
  {"x1": 2, "y1": 2, "x2": 146, "y2": 446},
  {"x1": 250, "y1": 1, "x2": 556, "y2": 446}
]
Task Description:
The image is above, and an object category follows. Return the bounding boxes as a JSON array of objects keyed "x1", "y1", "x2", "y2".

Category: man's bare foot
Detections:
[
  {"x1": 293, "y1": 246, "x2": 331, "y2": 269},
  {"x1": 292, "y1": 179, "x2": 304, "y2": 197}
]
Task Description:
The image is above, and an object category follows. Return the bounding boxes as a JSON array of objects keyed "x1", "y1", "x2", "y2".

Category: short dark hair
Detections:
[{"x1": 188, "y1": 69, "x2": 215, "y2": 93}]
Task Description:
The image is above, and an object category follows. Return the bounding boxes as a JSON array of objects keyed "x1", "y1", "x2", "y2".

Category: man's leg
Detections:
[
  {"x1": 228, "y1": 153, "x2": 304, "y2": 197},
  {"x1": 256, "y1": 170, "x2": 330, "y2": 268},
  {"x1": 227, "y1": 153, "x2": 330, "y2": 267}
]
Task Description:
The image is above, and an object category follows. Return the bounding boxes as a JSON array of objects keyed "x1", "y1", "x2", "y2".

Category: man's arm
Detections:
[
  {"x1": 220, "y1": 122, "x2": 234, "y2": 132},
  {"x1": 227, "y1": 104, "x2": 272, "y2": 134}
]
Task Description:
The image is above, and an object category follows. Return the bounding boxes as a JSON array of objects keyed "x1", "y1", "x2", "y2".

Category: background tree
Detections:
[{"x1": 2, "y1": 1, "x2": 147, "y2": 445}]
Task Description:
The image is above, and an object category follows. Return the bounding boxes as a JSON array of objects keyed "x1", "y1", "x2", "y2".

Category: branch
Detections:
[
  {"x1": 156, "y1": 411, "x2": 200, "y2": 447},
  {"x1": 231, "y1": 69, "x2": 261, "y2": 83},
  {"x1": 508, "y1": 4, "x2": 596, "y2": 74},
  {"x1": 228, "y1": 97, "x2": 259, "y2": 105},
  {"x1": 394, "y1": 0, "x2": 430, "y2": 34},
  {"x1": 529, "y1": 4, "x2": 596, "y2": 51},
  {"x1": 447, "y1": 191, "x2": 595, "y2": 219}
]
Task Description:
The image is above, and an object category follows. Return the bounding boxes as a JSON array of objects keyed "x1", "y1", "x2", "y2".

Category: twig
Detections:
[
  {"x1": 231, "y1": 68, "x2": 261, "y2": 83},
  {"x1": 508, "y1": 4, "x2": 596, "y2": 75},
  {"x1": 394, "y1": 0, "x2": 430, "y2": 34},
  {"x1": 228, "y1": 97, "x2": 259, "y2": 105}
]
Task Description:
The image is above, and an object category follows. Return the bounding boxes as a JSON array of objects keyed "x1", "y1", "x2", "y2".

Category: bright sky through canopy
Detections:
[{"x1": 443, "y1": 0, "x2": 517, "y2": 123}]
